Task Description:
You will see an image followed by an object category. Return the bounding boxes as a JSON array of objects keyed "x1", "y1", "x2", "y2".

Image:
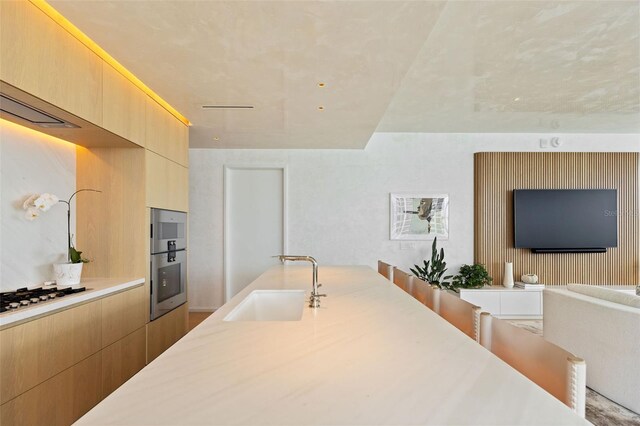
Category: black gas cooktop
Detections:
[{"x1": 0, "y1": 286, "x2": 87, "y2": 313}]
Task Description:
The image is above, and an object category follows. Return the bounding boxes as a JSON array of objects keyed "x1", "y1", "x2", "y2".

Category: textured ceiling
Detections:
[{"x1": 50, "y1": 0, "x2": 640, "y2": 149}]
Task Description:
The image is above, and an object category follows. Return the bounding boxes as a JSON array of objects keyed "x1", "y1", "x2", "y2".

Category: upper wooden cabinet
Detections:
[
  {"x1": 102, "y1": 63, "x2": 146, "y2": 147},
  {"x1": 0, "y1": 1, "x2": 103, "y2": 125},
  {"x1": 146, "y1": 98, "x2": 189, "y2": 167},
  {"x1": 145, "y1": 150, "x2": 189, "y2": 212}
]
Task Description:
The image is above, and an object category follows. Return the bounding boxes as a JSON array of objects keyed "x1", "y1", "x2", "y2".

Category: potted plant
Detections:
[
  {"x1": 451, "y1": 263, "x2": 493, "y2": 292},
  {"x1": 410, "y1": 237, "x2": 454, "y2": 291},
  {"x1": 23, "y1": 189, "x2": 100, "y2": 287}
]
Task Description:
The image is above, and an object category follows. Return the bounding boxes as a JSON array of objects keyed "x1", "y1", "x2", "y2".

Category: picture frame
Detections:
[{"x1": 390, "y1": 193, "x2": 449, "y2": 240}]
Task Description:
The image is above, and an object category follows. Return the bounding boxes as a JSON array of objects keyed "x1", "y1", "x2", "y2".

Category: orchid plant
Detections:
[{"x1": 23, "y1": 189, "x2": 101, "y2": 263}]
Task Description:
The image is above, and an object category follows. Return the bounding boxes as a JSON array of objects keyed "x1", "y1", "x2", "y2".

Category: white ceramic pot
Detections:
[
  {"x1": 503, "y1": 262, "x2": 514, "y2": 288},
  {"x1": 521, "y1": 274, "x2": 539, "y2": 284},
  {"x1": 53, "y1": 263, "x2": 83, "y2": 287}
]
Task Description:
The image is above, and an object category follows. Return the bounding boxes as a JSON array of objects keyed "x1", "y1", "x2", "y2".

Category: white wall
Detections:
[
  {"x1": 0, "y1": 123, "x2": 76, "y2": 290},
  {"x1": 188, "y1": 133, "x2": 640, "y2": 311}
]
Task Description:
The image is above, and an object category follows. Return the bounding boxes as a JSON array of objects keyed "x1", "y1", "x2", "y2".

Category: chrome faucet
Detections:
[{"x1": 275, "y1": 255, "x2": 326, "y2": 308}]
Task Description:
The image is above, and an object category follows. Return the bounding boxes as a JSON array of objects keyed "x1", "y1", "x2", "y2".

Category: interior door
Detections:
[{"x1": 224, "y1": 166, "x2": 286, "y2": 301}]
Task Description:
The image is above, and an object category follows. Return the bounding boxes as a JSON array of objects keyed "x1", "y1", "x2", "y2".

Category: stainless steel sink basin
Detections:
[{"x1": 223, "y1": 290, "x2": 306, "y2": 321}]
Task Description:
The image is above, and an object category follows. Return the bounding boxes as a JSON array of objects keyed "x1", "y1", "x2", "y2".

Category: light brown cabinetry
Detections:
[
  {"x1": 102, "y1": 327, "x2": 146, "y2": 398},
  {"x1": 102, "y1": 63, "x2": 146, "y2": 147},
  {"x1": 146, "y1": 150, "x2": 189, "y2": 212},
  {"x1": 101, "y1": 285, "x2": 147, "y2": 348},
  {"x1": 0, "y1": 352, "x2": 103, "y2": 426},
  {"x1": 0, "y1": 300, "x2": 101, "y2": 404},
  {"x1": 147, "y1": 303, "x2": 189, "y2": 362},
  {"x1": 0, "y1": 286, "x2": 146, "y2": 425},
  {"x1": 146, "y1": 98, "x2": 189, "y2": 167},
  {"x1": 0, "y1": 1, "x2": 103, "y2": 125}
]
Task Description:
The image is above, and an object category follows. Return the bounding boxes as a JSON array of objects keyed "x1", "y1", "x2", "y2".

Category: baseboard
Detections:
[{"x1": 188, "y1": 307, "x2": 218, "y2": 313}]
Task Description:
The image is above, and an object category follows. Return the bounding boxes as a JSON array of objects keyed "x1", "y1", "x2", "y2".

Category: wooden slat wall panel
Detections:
[{"x1": 474, "y1": 152, "x2": 639, "y2": 286}]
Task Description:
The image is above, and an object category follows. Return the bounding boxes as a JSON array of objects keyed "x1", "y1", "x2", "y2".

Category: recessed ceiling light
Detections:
[
  {"x1": 514, "y1": 97, "x2": 521, "y2": 101},
  {"x1": 318, "y1": 82, "x2": 325, "y2": 88},
  {"x1": 318, "y1": 106, "x2": 324, "y2": 111},
  {"x1": 213, "y1": 137, "x2": 220, "y2": 141}
]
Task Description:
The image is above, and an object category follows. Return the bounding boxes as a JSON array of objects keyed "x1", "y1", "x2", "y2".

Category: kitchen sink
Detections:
[{"x1": 223, "y1": 290, "x2": 306, "y2": 321}]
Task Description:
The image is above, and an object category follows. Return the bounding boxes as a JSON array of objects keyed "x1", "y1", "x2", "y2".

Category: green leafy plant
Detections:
[
  {"x1": 410, "y1": 237, "x2": 453, "y2": 290},
  {"x1": 69, "y1": 245, "x2": 90, "y2": 264},
  {"x1": 451, "y1": 264, "x2": 493, "y2": 291}
]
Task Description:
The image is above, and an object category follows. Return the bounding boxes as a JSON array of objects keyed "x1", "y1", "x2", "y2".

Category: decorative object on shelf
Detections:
[
  {"x1": 390, "y1": 193, "x2": 449, "y2": 240},
  {"x1": 503, "y1": 262, "x2": 514, "y2": 288},
  {"x1": 515, "y1": 281, "x2": 545, "y2": 289},
  {"x1": 23, "y1": 189, "x2": 101, "y2": 287},
  {"x1": 451, "y1": 264, "x2": 493, "y2": 292},
  {"x1": 410, "y1": 237, "x2": 453, "y2": 290},
  {"x1": 521, "y1": 273, "x2": 539, "y2": 284}
]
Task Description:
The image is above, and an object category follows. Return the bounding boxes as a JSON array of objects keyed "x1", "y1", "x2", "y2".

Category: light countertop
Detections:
[
  {"x1": 0, "y1": 277, "x2": 145, "y2": 329},
  {"x1": 77, "y1": 266, "x2": 587, "y2": 425}
]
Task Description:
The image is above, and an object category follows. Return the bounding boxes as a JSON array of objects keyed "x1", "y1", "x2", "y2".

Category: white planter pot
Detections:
[{"x1": 53, "y1": 263, "x2": 83, "y2": 287}]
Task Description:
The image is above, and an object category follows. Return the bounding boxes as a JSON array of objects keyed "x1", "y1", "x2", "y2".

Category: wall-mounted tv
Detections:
[{"x1": 513, "y1": 189, "x2": 617, "y2": 253}]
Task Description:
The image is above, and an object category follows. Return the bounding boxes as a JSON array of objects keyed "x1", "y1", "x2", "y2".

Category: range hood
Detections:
[
  {"x1": 0, "y1": 93, "x2": 79, "y2": 128},
  {"x1": 0, "y1": 80, "x2": 134, "y2": 148}
]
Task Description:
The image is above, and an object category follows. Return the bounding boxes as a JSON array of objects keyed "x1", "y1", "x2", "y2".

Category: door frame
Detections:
[{"x1": 223, "y1": 165, "x2": 288, "y2": 303}]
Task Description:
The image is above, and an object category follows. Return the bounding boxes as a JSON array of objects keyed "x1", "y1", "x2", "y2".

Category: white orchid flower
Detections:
[
  {"x1": 33, "y1": 193, "x2": 59, "y2": 211},
  {"x1": 22, "y1": 194, "x2": 38, "y2": 210},
  {"x1": 25, "y1": 207, "x2": 40, "y2": 221}
]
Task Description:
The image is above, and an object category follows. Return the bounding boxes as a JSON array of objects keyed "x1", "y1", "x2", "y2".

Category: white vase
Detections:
[
  {"x1": 53, "y1": 263, "x2": 83, "y2": 287},
  {"x1": 503, "y1": 262, "x2": 514, "y2": 288}
]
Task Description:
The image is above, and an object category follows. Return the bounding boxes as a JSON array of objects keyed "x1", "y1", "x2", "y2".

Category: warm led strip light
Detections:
[
  {"x1": 0, "y1": 118, "x2": 78, "y2": 148},
  {"x1": 29, "y1": 0, "x2": 191, "y2": 126}
]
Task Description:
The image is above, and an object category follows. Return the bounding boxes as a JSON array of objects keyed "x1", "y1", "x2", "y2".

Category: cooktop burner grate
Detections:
[{"x1": 0, "y1": 286, "x2": 87, "y2": 313}]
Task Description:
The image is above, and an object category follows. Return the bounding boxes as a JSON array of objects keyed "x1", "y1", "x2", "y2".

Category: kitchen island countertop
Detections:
[{"x1": 77, "y1": 265, "x2": 587, "y2": 425}]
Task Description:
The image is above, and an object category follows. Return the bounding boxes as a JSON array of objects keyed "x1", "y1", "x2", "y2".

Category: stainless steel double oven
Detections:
[{"x1": 150, "y1": 208, "x2": 187, "y2": 320}]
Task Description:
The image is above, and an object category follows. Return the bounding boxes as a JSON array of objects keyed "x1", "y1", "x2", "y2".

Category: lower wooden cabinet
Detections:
[
  {"x1": 101, "y1": 285, "x2": 147, "y2": 348},
  {"x1": 147, "y1": 303, "x2": 189, "y2": 362},
  {"x1": 0, "y1": 285, "x2": 148, "y2": 425},
  {"x1": 102, "y1": 326, "x2": 146, "y2": 398},
  {"x1": 0, "y1": 299, "x2": 102, "y2": 404},
  {"x1": 1, "y1": 352, "x2": 102, "y2": 426}
]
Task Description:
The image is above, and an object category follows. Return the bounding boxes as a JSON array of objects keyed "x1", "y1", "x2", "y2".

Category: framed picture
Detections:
[{"x1": 390, "y1": 193, "x2": 449, "y2": 240}]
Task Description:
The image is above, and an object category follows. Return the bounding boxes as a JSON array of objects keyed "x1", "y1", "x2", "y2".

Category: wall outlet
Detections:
[{"x1": 550, "y1": 137, "x2": 561, "y2": 148}]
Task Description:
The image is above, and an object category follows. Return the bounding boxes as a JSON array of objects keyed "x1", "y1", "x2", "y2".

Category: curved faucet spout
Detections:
[{"x1": 275, "y1": 255, "x2": 325, "y2": 308}]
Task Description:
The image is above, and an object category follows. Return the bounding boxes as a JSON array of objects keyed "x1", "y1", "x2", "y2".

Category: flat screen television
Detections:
[{"x1": 513, "y1": 189, "x2": 617, "y2": 253}]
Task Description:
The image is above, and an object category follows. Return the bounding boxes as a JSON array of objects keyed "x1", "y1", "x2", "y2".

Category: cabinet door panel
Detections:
[
  {"x1": 102, "y1": 63, "x2": 146, "y2": 146},
  {"x1": 102, "y1": 326, "x2": 146, "y2": 397},
  {"x1": 146, "y1": 150, "x2": 189, "y2": 211},
  {"x1": 500, "y1": 292, "x2": 542, "y2": 316},
  {"x1": 0, "y1": 351, "x2": 102, "y2": 426},
  {"x1": 147, "y1": 303, "x2": 188, "y2": 362},
  {"x1": 146, "y1": 99, "x2": 189, "y2": 166},
  {"x1": 102, "y1": 286, "x2": 147, "y2": 348},
  {"x1": 0, "y1": 300, "x2": 101, "y2": 404},
  {"x1": 0, "y1": 1, "x2": 102, "y2": 124},
  {"x1": 459, "y1": 291, "x2": 501, "y2": 315}
]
